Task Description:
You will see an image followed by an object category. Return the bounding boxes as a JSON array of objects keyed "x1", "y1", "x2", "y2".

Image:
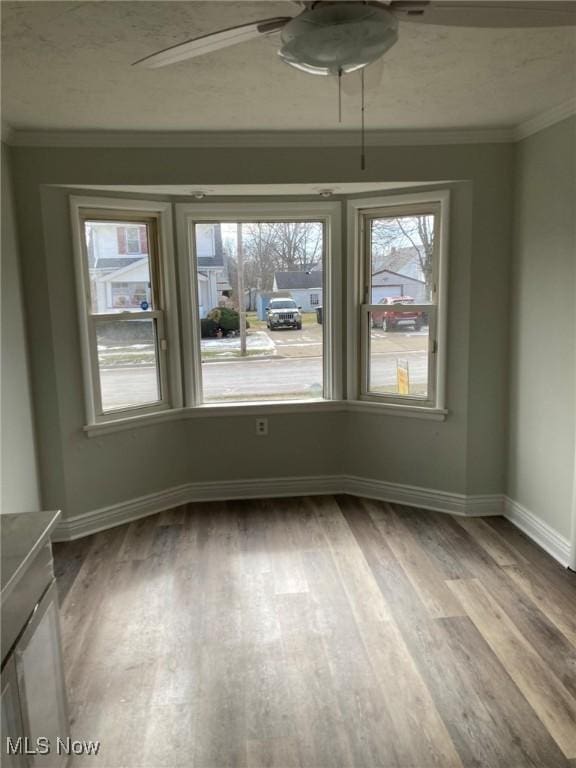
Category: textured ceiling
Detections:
[{"x1": 2, "y1": 1, "x2": 575, "y2": 132}]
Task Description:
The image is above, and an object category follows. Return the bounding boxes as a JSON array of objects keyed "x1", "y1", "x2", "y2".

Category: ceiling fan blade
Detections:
[
  {"x1": 133, "y1": 17, "x2": 292, "y2": 69},
  {"x1": 392, "y1": 1, "x2": 576, "y2": 27}
]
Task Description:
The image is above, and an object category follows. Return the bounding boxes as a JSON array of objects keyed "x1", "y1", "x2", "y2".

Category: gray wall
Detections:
[
  {"x1": 1, "y1": 143, "x2": 41, "y2": 513},
  {"x1": 508, "y1": 117, "x2": 576, "y2": 539},
  {"x1": 10, "y1": 141, "x2": 513, "y2": 520}
]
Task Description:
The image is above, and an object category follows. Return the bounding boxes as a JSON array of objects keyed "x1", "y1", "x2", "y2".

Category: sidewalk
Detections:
[{"x1": 201, "y1": 331, "x2": 277, "y2": 360}]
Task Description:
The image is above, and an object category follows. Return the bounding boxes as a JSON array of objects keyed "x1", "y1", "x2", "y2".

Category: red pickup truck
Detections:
[{"x1": 371, "y1": 296, "x2": 426, "y2": 331}]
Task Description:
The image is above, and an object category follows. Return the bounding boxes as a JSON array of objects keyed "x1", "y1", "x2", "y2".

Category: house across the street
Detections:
[
  {"x1": 272, "y1": 271, "x2": 323, "y2": 312},
  {"x1": 195, "y1": 223, "x2": 232, "y2": 317},
  {"x1": 371, "y1": 269, "x2": 426, "y2": 303}
]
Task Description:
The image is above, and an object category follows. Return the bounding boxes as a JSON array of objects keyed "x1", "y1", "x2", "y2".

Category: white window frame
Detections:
[
  {"x1": 124, "y1": 224, "x2": 142, "y2": 255},
  {"x1": 175, "y1": 202, "x2": 342, "y2": 408},
  {"x1": 347, "y1": 190, "x2": 450, "y2": 415},
  {"x1": 70, "y1": 196, "x2": 182, "y2": 425}
]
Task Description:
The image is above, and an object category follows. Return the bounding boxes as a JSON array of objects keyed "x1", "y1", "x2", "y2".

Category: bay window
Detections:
[
  {"x1": 71, "y1": 198, "x2": 181, "y2": 425},
  {"x1": 349, "y1": 191, "x2": 449, "y2": 413}
]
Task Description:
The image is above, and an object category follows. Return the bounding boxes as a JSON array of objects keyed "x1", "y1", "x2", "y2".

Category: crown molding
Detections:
[
  {"x1": 5, "y1": 126, "x2": 514, "y2": 149},
  {"x1": 514, "y1": 97, "x2": 576, "y2": 141},
  {"x1": 5, "y1": 100, "x2": 574, "y2": 149}
]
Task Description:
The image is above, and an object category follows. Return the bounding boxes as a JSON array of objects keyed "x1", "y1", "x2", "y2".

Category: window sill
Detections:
[
  {"x1": 83, "y1": 400, "x2": 343, "y2": 437},
  {"x1": 83, "y1": 398, "x2": 448, "y2": 437},
  {"x1": 347, "y1": 400, "x2": 448, "y2": 421}
]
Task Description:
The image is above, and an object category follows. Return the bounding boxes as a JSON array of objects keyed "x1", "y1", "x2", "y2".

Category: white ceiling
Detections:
[{"x1": 2, "y1": 1, "x2": 575, "y2": 133}]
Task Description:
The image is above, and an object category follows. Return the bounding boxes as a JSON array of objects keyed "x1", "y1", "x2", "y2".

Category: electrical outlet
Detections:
[{"x1": 255, "y1": 417, "x2": 268, "y2": 436}]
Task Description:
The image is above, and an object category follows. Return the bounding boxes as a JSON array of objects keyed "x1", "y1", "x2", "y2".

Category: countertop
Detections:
[{"x1": 1, "y1": 510, "x2": 61, "y2": 604}]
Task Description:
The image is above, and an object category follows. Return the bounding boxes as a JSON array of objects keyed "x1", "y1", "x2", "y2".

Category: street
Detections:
[
  {"x1": 99, "y1": 348, "x2": 428, "y2": 408},
  {"x1": 98, "y1": 322, "x2": 430, "y2": 409}
]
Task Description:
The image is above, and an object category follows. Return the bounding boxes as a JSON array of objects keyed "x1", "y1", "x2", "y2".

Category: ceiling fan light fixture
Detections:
[{"x1": 278, "y1": 2, "x2": 398, "y2": 76}]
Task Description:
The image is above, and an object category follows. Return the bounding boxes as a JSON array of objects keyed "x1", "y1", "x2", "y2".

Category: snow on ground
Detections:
[{"x1": 201, "y1": 331, "x2": 276, "y2": 355}]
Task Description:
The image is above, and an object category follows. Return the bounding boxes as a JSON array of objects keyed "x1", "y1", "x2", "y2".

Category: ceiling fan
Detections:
[{"x1": 133, "y1": 1, "x2": 576, "y2": 76}]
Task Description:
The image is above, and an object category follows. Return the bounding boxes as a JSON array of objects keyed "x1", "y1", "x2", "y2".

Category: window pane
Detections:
[
  {"x1": 84, "y1": 221, "x2": 153, "y2": 313},
  {"x1": 95, "y1": 319, "x2": 160, "y2": 412},
  {"x1": 367, "y1": 310, "x2": 430, "y2": 398},
  {"x1": 370, "y1": 213, "x2": 435, "y2": 304},
  {"x1": 194, "y1": 221, "x2": 324, "y2": 403}
]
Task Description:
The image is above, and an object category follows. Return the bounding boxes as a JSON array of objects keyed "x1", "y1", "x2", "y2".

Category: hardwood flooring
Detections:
[{"x1": 53, "y1": 496, "x2": 576, "y2": 768}]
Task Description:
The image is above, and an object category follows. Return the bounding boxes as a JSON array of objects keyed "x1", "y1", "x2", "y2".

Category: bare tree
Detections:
[
  {"x1": 371, "y1": 215, "x2": 435, "y2": 295},
  {"x1": 238, "y1": 221, "x2": 323, "y2": 292}
]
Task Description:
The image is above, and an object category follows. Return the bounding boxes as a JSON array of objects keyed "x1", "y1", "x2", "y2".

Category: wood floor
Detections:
[{"x1": 53, "y1": 495, "x2": 576, "y2": 768}]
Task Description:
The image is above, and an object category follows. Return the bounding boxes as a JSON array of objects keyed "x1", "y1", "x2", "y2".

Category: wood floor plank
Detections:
[
  {"x1": 502, "y1": 563, "x2": 576, "y2": 647},
  {"x1": 115, "y1": 515, "x2": 156, "y2": 562},
  {"x1": 453, "y1": 516, "x2": 522, "y2": 566},
  {"x1": 484, "y1": 517, "x2": 576, "y2": 593},
  {"x1": 157, "y1": 504, "x2": 187, "y2": 526},
  {"x1": 60, "y1": 527, "x2": 129, "y2": 713},
  {"x1": 340, "y1": 499, "x2": 573, "y2": 767},
  {"x1": 311, "y1": 494, "x2": 361, "y2": 551},
  {"x1": 448, "y1": 577, "x2": 576, "y2": 758},
  {"x1": 194, "y1": 643, "x2": 248, "y2": 768},
  {"x1": 357, "y1": 618, "x2": 463, "y2": 768},
  {"x1": 262, "y1": 498, "x2": 309, "y2": 595},
  {"x1": 326, "y1": 532, "x2": 393, "y2": 626},
  {"x1": 300, "y1": 547, "x2": 376, "y2": 691},
  {"x1": 439, "y1": 615, "x2": 570, "y2": 768},
  {"x1": 431, "y1": 518, "x2": 576, "y2": 700},
  {"x1": 398, "y1": 615, "x2": 570, "y2": 768},
  {"x1": 53, "y1": 538, "x2": 91, "y2": 604},
  {"x1": 336, "y1": 495, "x2": 429, "y2": 623},
  {"x1": 275, "y1": 594, "x2": 358, "y2": 767},
  {"x1": 365, "y1": 498, "x2": 465, "y2": 618},
  {"x1": 246, "y1": 738, "x2": 301, "y2": 768}
]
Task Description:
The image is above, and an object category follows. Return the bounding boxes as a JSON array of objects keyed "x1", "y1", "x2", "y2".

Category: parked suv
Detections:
[
  {"x1": 371, "y1": 296, "x2": 426, "y2": 331},
  {"x1": 266, "y1": 298, "x2": 302, "y2": 330}
]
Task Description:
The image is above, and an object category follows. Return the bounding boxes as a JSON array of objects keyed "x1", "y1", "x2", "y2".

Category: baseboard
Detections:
[
  {"x1": 53, "y1": 475, "x2": 503, "y2": 541},
  {"x1": 344, "y1": 475, "x2": 503, "y2": 517},
  {"x1": 52, "y1": 475, "x2": 343, "y2": 541},
  {"x1": 54, "y1": 480, "x2": 572, "y2": 570},
  {"x1": 503, "y1": 496, "x2": 571, "y2": 567}
]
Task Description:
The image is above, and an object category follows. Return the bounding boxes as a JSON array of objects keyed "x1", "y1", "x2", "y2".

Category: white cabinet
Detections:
[
  {"x1": 15, "y1": 582, "x2": 70, "y2": 767},
  {"x1": 1, "y1": 656, "x2": 27, "y2": 768},
  {"x1": 1, "y1": 512, "x2": 69, "y2": 767}
]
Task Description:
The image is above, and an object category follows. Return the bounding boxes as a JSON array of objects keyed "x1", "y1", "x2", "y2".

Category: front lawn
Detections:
[{"x1": 246, "y1": 311, "x2": 318, "y2": 330}]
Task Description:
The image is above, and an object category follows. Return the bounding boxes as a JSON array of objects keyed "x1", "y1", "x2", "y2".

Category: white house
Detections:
[
  {"x1": 86, "y1": 220, "x2": 230, "y2": 316},
  {"x1": 86, "y1": 221, "x2": 152, "y2": 312},
  {"x1": 195, "y1": 223, "x2": 231, "y2": 318},
  {"x1": 272, "y1": 271, "x2": 323, "y2": 312}
]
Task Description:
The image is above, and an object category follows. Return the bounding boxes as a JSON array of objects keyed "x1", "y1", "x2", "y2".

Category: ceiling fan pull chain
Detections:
[
  {"x1": 361, "y1": 68, "x2": 366, "y2": 171},
  {"x1": 338, "y1": 68, "x2": 342, "y2": 123}
]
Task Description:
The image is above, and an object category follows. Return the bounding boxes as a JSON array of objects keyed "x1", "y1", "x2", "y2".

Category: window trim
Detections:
[
  {"x1": 70, "y1": 196, "x2": 182, "y2": 425},
  {"x1": 175, "y1": 202, "x2": 342, "y2": 407},
  {"x1": 347, "y1": 190, "x2": 450, "y2": 411}
]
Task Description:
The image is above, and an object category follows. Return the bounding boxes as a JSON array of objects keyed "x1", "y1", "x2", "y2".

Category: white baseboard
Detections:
[
  {"x1": 53, "y1": 475, "x2": 503, "y2": 541},
  {"x1": 344, "y1": 475, "x2": 503, "y2": 517},
  {"x1": 54, "y1": 479, "x2": 572, "y2": 569},
  {"x1": 503, "y1": 496, "x2": 571, "y2": 567},
  {"x1": 52, "y1": 475, "x2": 342, "y2": 541}
]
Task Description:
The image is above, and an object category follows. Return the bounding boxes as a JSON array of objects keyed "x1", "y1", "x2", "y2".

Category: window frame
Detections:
[
  {"x1": 347, "y1": 190, "x2": 450, "y2": 414},
  {"x1": 175, "y1": 202, "x2": 342, "y2": 409},
  {"x1": 70, "y1": 197, "x2": 182, "y2": 425}
]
